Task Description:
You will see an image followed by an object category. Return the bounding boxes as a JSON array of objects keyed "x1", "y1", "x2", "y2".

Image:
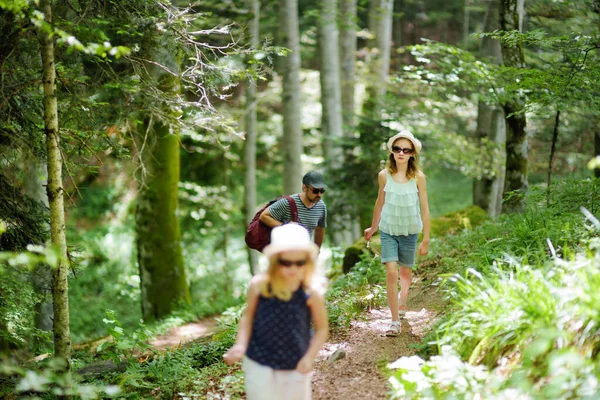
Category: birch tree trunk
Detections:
[
  {"x1": 500, "y1": 0, "x2": 528, "y2": 213},
  {"x1": 319, "y1": 0, "x2": 353, "y2": 246},
  {"x1": 339, "y1": 0, "x2": 362, "y2": 242},
  {"x1": 279, "y1": 0, "x2": 303, "y2": 194},
  {"x1": 245, "y1": 0, "x2": 260, "y2": 274},
  {"x1": 364, "y1": 0, "x2": 394, "y2": 114},
  {"x1": 39, "y1": 0, "x2": 71, "y2": 366},
  {"x1": 340, "y1": 0, "x2": 357, "y2": 135},
  {"x1": 473, "y1": 0, "x2": 506, "y2": 218}
]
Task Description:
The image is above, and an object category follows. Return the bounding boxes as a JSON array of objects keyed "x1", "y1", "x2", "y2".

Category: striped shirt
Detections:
[{"x1": 268, "y1": 194, "x2": 327, "y2": 238}]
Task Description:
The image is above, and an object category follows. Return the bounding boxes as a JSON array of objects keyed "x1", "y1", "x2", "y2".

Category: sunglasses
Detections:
[
  {"x1": 278, "y1": 258, "x2": 308, "y2": 268},
  {"x1": 308, "y1": 186, "x2": 326, "y2": 195},
  {"x1": 391, "y1": 146, "x2": 414, "y2": 155}
]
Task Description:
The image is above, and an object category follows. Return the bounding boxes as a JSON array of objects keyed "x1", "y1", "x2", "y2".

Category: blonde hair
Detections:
[
  {"x1": 260, "y1": 251, "x2": 323, "y2": 301},
  {"x1": 386, "y1": 140, "x2": 421, "y2": 179}
]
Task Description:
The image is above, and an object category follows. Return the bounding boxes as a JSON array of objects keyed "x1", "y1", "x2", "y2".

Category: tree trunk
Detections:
[
  {"x1": 319, "y1": 0, "x2": 352, "y2": 246},
  {"x1": 500, "y1": 0, "x2": 528, "y2": 213},
  {"x1": 392, "y1": 0, "x2": 404, "y2": 68},
  {"x1": 39, "y1": 0, "x2": 71, "y2": 367},
  {"x1": 339, "y1": 0, "x2": 362, "y2": 242},
  {"x1": 473, "y1": 0, "x2": 506, "y2": 218},
  {"x1": 364, "y1": 0, "x2": 394, "y2": 113},
  {"x1": 245, "y1": 0, "x2": 260, "y2": 274},
  {"x1": 596, "y1": 131, "x2": 600, "y2": 178},
  {"x1": 339, "y1": 0, "x2": 357, "y2": 137},
  {"x1": 135, "y1": 115, "x2": 190, "y2": 322},
  {"x1": 279, "y1": 0, "x2": 303, "y2": 194},
  {"x1": 546, "y1": 110, "x2": 560, "y2": 205}
]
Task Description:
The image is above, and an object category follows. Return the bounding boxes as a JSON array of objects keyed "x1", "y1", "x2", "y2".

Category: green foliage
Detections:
[
  {"x1": 0, "y1": 358, "x2": 121, "y2": 399},
  {"x1": 390, "y1": 237, "x2": 600, "y2": 399},
  {"x1": 390, "y1": 178, "x2": 600, "y2": 398},
  {"x1": 326, "y1": 253, "x2": 388, "y2": 332}
]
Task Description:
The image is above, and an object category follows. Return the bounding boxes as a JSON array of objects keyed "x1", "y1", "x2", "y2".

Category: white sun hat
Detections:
[
  {"x1": 263, "y1": 224, "x2": 319, "y2": 260},
  {"x1": 387, "y1": 130, "x2": 422, "y2": 154}
]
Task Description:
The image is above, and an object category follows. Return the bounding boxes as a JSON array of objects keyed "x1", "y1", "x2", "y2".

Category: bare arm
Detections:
[
  {"x1": 313, "y1": 227, "x2": 325, "y2": 248},
  {"x1": 364, "y1": 169, "x2": 387, "y2": 241},
  {"x1": 223, "y1": 275, "x2": 263, "y2": 364},
  {"x1": 296, "y1": 292, "x2": 329, "y2": 373},
  {"x1": 260, "y1": 208, "x2": 284, "y2": 228},
  {"x1": 416, "y1": 171, "x2": 430, "y2": 255}
]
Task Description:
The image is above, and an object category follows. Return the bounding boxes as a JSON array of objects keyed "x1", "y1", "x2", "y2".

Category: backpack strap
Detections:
[{"x1": 284, "y1": 195, "x2": 299, "y2": 223}]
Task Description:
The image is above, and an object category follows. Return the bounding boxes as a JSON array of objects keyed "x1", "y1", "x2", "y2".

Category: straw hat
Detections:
[
  {"x1": 263, "y1": 224, "x2": 319, "y2": 260},
  {"x1": 387, "y1": 130, "x2": 422, "y2": 154}
]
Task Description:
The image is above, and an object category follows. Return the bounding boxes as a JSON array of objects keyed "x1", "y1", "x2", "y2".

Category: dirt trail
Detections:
[
  {"x1": 312, "y1": 279, "x2": 445, "y2": 400},
  {"x1": 149, "y1": 316, "x2": 217, "y2": 350}
]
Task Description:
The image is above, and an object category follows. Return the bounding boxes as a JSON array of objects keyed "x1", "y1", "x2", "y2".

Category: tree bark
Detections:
[
  {"x1": 596, "y1": 131, "x2": 600, "y2": 178},
  {"x1": 340, "y1": 0, "x2": 357, "y2": 135},
  {"x1": 245, "y1": 0, "x2": 260, "y2": 274},
  {"x1": 135, "y1": 114, "x2": 190, "y2": 322},
  {"x1": 319, "y1": 0, "x2": 353, "y2": 246},
  {"x1": 339, "y1": 0, "x2": 362, "y2": 242},
  {"x1": 39, "y1": 0, "x2": 71, "y2": 367},
  {"x1": 546, "y1": 109, "x2": 560, "y2": 205},
  {"x1": 279, "y1": 0, "x2": 303, "y2": 194},
  {"x1": 364, "y1": 0, "x2": 394, "y2": 113},
  {"x1": 473, "y1": 0, "x2": 506, "y2": 218},
  {"x1": 500, "y1": 0, "x2": 528, "y2": 213}
]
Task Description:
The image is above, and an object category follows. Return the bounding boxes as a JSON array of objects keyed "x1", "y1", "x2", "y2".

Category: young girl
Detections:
[
  {"x1": 223, "y1": 223, "x2": 329, "y2": 400},
  {"x1": 364, "y1": 130, "x2": 430, "y2": 337}
]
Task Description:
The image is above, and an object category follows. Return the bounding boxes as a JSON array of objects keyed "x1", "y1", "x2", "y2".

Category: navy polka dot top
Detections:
[{"x1": 245, "y1": 286, "x2": 311, "y2": 370}]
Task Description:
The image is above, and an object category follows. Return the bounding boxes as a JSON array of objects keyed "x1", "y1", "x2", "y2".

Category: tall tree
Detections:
[
  {"x1": 500, "y1": 0, "x2": 528, "y2": 213},
  {"x1": 595, "y1": 0, "x2": 600, "y2": 179},
  {"x1": 473, "y1": 0, "x2": 506, "y2": 218},
  {"x1": 338, "y1": 0, "x2": 362, "y2": 242},
  {"x1": 135, "y1": 39, "x2": 190, "y2": 321},
  {"x1": 364, "y1": 0, "x2": 394, "y2": 114},
  {"x1": 245, "y1": 0, "x2": 260, "y2": 274},
  {"x1": 340, "y1": 0, "x2": 357, "y2": 135},
  {"x1": 279, "y1": 0, "x2": 303, "y2": 194},
  {"x1": 38, "y1": 0, "x2": 71, "y2": 366},
  {"x1": 318, "y1": 0, "x2": 352, "y2": 245}
]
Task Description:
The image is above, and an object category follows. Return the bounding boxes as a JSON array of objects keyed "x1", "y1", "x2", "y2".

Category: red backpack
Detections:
[{"x1": 245, "y1": 196, "x2": 299, "y2": 252}]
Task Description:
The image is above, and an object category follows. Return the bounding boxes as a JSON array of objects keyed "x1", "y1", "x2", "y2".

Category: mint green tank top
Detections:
[{"x1": 379, "y1": 172, "x2": 423, "y2": 236}]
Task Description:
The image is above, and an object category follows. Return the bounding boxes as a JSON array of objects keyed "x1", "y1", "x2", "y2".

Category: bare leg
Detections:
[
  {"x1": 385, "y1": 262, "x2": 399, "y2": 321},
  {"x1": 398, "y1": 266, "x2": 412, "y2": 313}
]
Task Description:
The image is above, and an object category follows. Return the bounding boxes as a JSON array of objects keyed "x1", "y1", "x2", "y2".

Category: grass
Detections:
[{"x1": 388, "y1": 178, "x2": 600, "y2": 399}]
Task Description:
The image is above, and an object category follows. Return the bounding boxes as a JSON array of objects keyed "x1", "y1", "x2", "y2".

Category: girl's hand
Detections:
[
  {"x1": 364, "y1": 227, "x2": 375, "y2": 242},
  {"x1": 418, "y1": 241, "x2": 429, "y2": 256},
  {"x1": 223, "y1": 344, "x2": 246, "y2": 365},
  {"x1": 296, "y1": 356, "x2": 313, "y2": 374}
]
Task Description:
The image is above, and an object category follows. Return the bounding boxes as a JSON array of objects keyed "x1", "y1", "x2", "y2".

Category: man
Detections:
[{"x1": 260, "y1": 171, "x2": 328, "y2": 247}]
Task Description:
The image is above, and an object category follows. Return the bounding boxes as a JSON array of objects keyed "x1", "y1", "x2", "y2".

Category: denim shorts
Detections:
[{"x1": 380, "y1": 231, "x2": 418, "y2": 267}]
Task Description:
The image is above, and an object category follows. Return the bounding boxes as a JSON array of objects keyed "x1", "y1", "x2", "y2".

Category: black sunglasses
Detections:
[
  {"x1": 308, "y1": 186, "x2": 326, "y2": 195},
  {"x1": 278, "y1": 258, "x2": 308, "y2": 267},
  {"x1": 391, "y1": 146, "x2": 414, "y2": 155}
]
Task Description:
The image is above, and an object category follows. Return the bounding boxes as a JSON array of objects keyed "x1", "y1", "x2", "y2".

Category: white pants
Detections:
[{"x1": 243, "y1": 357, "x2": 312, "y2": 400}]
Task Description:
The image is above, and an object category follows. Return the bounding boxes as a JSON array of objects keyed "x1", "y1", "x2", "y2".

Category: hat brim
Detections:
[{"x1": 263, "y1": 242, "x2": 319, "y2": 260}]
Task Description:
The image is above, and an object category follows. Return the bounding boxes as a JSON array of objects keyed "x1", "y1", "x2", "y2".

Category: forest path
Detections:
[
  {"x1": 312, "y1": 278, "x2": 445, "y2": 400},
  {"x1": 148, "y1": 316, "x2": 218, "y2": 351}
]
